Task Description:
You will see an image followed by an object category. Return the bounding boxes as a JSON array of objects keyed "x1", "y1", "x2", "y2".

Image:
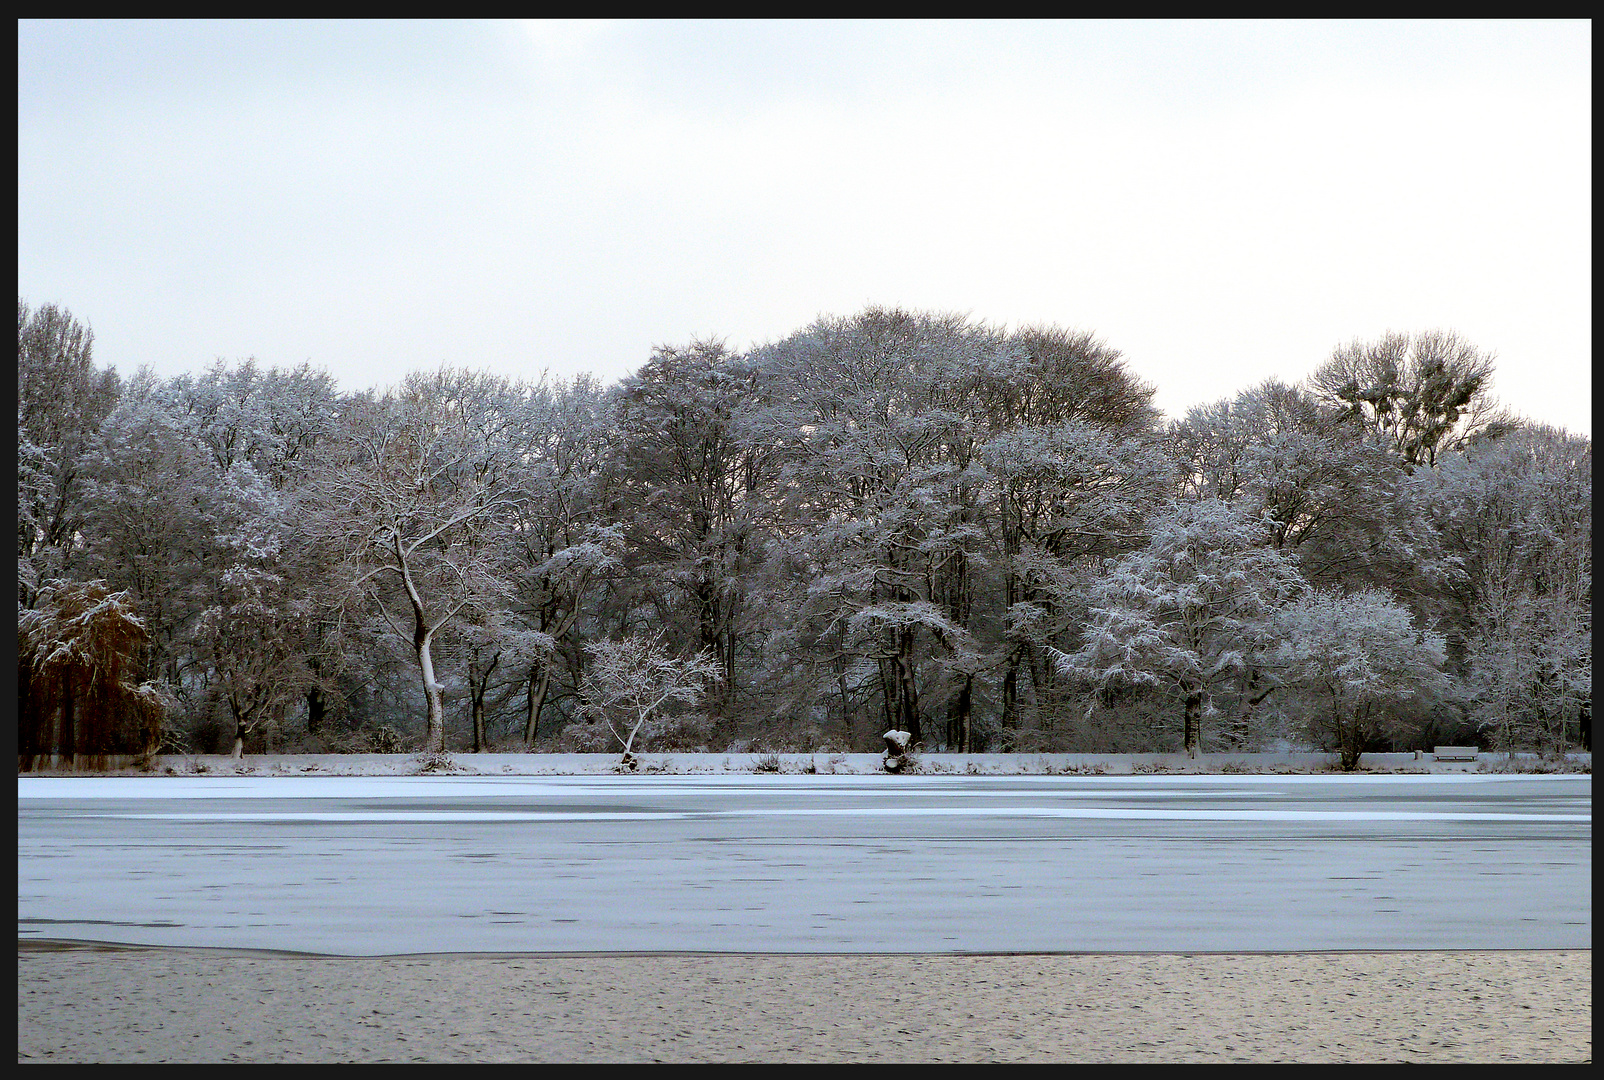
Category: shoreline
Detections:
[
  {"x1": 18, "y1": 944, "x2": 1592, "y2": 1063},
  {"x1": 21, "y1": 937, "x2": 1589, "y2": 958},
  {"x1": 17, "y1": 749, "x2": 1593, "y2": 778}
]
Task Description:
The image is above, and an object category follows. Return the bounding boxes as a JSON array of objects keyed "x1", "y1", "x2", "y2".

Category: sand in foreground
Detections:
[{"x1": 17, "y1": 947, "x2": 1590, "y2": 1063}]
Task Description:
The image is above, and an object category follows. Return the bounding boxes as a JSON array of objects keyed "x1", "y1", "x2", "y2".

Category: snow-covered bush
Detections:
[
  {"x1": 412, "y1": 749, "x2": 463, "y2": 774},
  {"x1": 578, "y1": 632, "x2": 722, "y2": 764}
]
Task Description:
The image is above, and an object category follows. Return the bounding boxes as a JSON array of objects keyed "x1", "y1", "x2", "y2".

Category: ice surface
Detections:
[{"x1": 18, "y1": 772, "x2": 1591, "y2": 955}]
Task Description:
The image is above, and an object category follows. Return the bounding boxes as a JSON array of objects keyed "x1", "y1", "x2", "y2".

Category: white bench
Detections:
[{"x1": 1433, "y1": 746, "x2": 1479, "y2": 762}]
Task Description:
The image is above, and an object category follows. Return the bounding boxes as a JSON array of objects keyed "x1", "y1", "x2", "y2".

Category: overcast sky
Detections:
[{"x1": 18, "y1": 19, "x2": 1591, "y2": 432}]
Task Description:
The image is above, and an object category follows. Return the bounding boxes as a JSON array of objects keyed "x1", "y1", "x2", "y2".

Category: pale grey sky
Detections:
[{"x1": 17, "y1": 19, "x2": 1591, "y2": 432}]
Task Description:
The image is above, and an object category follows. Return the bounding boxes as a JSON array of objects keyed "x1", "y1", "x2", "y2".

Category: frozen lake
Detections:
[{"x1": 17, "y1": 773, "x2": 1591, "y2": 955}]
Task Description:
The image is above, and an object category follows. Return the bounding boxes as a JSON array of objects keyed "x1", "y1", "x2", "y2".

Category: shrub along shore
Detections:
[{"x1": 17, "y1": 750, "x2": 1591, "y2": 777}]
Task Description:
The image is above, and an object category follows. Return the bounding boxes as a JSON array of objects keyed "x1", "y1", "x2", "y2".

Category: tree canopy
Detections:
[{"x1": 15, "y1": 298, "x2": 1590, "y2": 761}]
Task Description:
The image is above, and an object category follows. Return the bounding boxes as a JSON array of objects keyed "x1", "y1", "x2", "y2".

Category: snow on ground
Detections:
[{"x1": 22, "y1": 750, "x2": 1590, "y2": 777}]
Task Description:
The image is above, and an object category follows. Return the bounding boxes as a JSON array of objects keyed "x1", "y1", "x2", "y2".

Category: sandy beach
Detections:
[{"x1": 16, "y1": 945, "x2": 1590, "y2": 1063}]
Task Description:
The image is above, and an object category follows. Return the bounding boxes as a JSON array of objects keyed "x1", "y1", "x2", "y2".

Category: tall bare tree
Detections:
[{"x1": 302, "y1": 370, "x2": 528, "y2": 751}]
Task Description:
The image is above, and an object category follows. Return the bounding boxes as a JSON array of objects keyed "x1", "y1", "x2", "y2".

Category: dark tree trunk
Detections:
[
  {"x1": 834, "y1": 648, "x2": 854, "y2": 751},
  {"x1": 1338, "y1": 726, "x2": 1364, "y2": 771},
  {"x1": 306, "y1": 687, "x2": 325, "y2": 735},
  {"x1": 946, "y1": 675, "x2": 973, "y2": 752},
  {"x1": 1338, "y1": 704, "x2": 1364, "y2": 771},
  {"x1": 1334, "y1": 697, "x2": 1369, "y2": 771},
  {"x1": 1000, "y1": 566, "x2": 1022, "y2": 731},
  {"x1": 895, "y1": 636, "x2": 921, "y2": 747},
  {"x1": 1226, "y1": 672, "x2": 1275, "y2": 751},
  {"x1": 1183, "y1": 690, "x2": 1202, "y2": 757},
  {"x1": 524, "y1": 664, "x2": 552, "y2": 748},
  {"x1": 468, "y1": 654, "x2": 499, "y2": 753},
  {"x1": 878, "y1": 659, "x2": 896, "y2": 736},
  {"x1": 1001, "y1": 656, "x2": 1019, "y2": 731},
  {"x1": 1027, "y1": 647, "x2": 1049, "y2": 732},
  {"x1": 697, "y1": 577, "x2": 729, "y2": 698},
  {"x1": 17, "y1": 663, "x2": 35, "y2": 756},
  {"x1": 60, "y1": 675, "x2": 76, "y2": 758}
]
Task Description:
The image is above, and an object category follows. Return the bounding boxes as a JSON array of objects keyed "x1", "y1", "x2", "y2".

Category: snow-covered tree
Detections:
[
  {"x1": 71, "y1": 365, "x2": 339, "y2": 751},
  {"x1": 191, "y1": 466, "x2": 328, "y2": 757},
  {"x1": 77, "y1": 370, "x2": 219, "y2": 702},
  {"x1": 1271, "y1": 587, "x2": 1450, "y2": 769},
  {"x1": 1420, "y1": 424, "x2": 1591, "y2": 751},
  {"x1": 978, "y1": 418, "x2": 1172, "y2": 735},
  {"x1": 969, "y1": 323, "x2": 1160, "y2": 434},
  {"x1": 578, "y1": 632, "x2": 722, "y2": 765},
  {"x1": 511, "y1": 522, "x2": 624, "y2": 745},
  {"x1": 445, "y1": 610, "x2": 559, "y2": 753},
  {"x1": 1052, "y1": 499, "x2": 1306, "y2": 756},
  {"x1": 193, "y1": 564, "x2": 320, "y2": 758},
  {"x1": 750, "y1": 308, "x2": 996, "y2": 748},
  {"x1": 1168, "y1": 378, "x2": 1457, "y2": 614},
  {"x1": 142, "y1": 358, "x2": 348, "y2": 743},
  {"x1": 964, "y1": 324, "x2": 1167, "y2": 744},
  {"x1": 1170, "y1": 380, "x2": 1393, "y2": 551},
  {"x1": 20, "y1": 297, "x2": 1574, "y2": 763},
  {"x1": 301, "y1": 369, "x2": 529, "y2": 751},
  {"x1": 165, "y1": 358, "x2": 341, "y2": 489},
  {"x1": 611, "y1": 340, "x2": 781, "y2": 710},
  {"x1": 504, "y1": 376, "x2": 621, "y2": 746},
  {"x1": 17, "y1": 418, "x2": 55, "y2": 603},
  {"x1": 17, "y1": 299, "x2": 121, "y2": 602}
]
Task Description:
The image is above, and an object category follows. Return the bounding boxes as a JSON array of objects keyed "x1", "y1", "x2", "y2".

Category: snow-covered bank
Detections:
[{"x1": 22, "y1": 750, "x2": 1590, "y2": 777}]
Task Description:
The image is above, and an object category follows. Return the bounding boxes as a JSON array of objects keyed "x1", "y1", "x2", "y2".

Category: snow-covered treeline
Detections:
[{"x1": 16, "y1": 301, "x2": 1592, "y2": 763}]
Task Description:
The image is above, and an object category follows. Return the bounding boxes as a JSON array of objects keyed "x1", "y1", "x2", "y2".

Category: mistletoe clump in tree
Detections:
[{"x1": 1308, "y1": 330, "x2": 1512, "y2": 469}]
